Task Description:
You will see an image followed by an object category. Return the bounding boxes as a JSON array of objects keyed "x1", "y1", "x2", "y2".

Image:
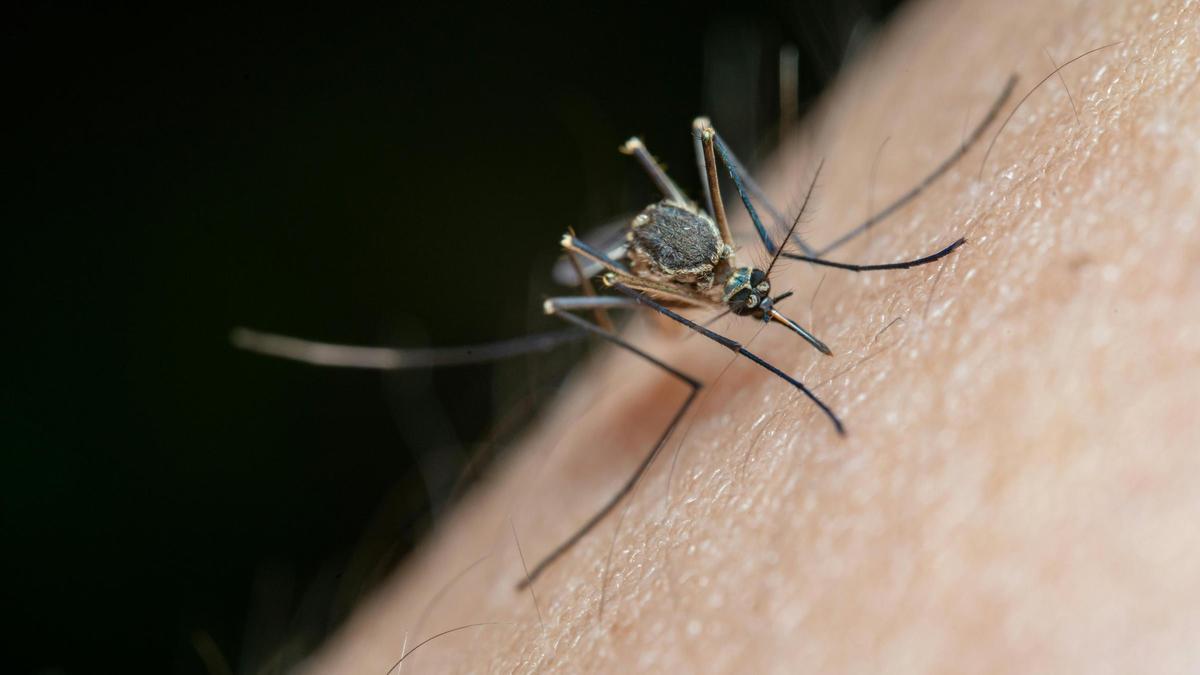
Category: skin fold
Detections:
[{"x1": 305, "y1": 0, "x2": 1200, "y2": 671}]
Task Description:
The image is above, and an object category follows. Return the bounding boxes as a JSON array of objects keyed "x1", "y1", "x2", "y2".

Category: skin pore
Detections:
[{"x1": 305, "y1": 0, "x2": 1200, "y2": 671}]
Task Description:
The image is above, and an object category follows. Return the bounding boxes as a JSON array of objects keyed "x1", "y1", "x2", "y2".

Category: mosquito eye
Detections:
[
  {"x1": 745, "y1": 294, "x2": 758, "y2": 308},
  {"x1": 756, "y1": 281, "x2": 770, "y2": 293}
]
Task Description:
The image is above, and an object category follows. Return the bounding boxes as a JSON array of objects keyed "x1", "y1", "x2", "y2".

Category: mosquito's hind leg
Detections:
[
  {"x1": 564, "y1": 232, "x2": 614, "y2": 331},
  {"x1": 561, "y1": 232, "x2": 715, "y2": 312},
  {"x1": 620, "y1": 137, "x2": 689, "y2": 205},
  {"x1": 815, "y1": 75, "x2": 1017, "y2": 257},
  {"x1": 519, "y1": 297, "x2": 703, "y2": 589},
  {"x1": 230, "y1": 326, "x2": 586, "y2": 369},
  {"x1": 560, "y1": 232, "x2": 630, "y2": 276}
]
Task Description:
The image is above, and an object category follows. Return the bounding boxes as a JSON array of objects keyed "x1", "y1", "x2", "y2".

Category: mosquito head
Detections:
[
  {"x1": 723, "y1": 266, "x2": 772, "y2": 318},
  {"x1": 723, "y1": 265, "x2": 833, "y2": 356}
]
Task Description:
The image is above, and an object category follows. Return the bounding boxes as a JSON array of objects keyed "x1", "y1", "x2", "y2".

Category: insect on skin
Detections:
[
  {"x1": 519, "y1": 100, "x2": 1008, "y2": 586},
  {"x1": 232, "y1": 75, "x2": 1017, "y2": 591}
]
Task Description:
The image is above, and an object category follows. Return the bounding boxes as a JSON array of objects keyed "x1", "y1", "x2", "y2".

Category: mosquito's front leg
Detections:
[
  {"x1": 608, "y1": 282, "x2": 845, "y2": 435},
  {"x1": 694, "y1": 119, "x2": 819, "y2": 256},
  {"x1": 705, "y1": 126, "x2": 787, "y2": 257},
  {"x1": 691, "y1": 116, "x2": 716, "y2": 220},
  {"x1": 782, "y1": 237, "x2": 967, "y2": 271},
  {"x1": 698, "y1": 126, "x2": 736, "y2": 250}
]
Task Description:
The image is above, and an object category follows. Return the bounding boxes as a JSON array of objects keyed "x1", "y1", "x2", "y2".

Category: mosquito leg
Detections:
[
  {"x1": 560, "y1": 232, "x2": 630, "y2": 276},
  {"x1": 562, "y1": 235, "x2": 712, "y2": 308},
  {"x1": 703, "y1": 124, "x2": 819, "y2": 256},
  {"x1": 691, "y1": 117, "x2": 716, "y2": 219},
  {"x1": 815, "y1": 75, "x2": 1018, "y2": 257},
  {"x1": 541, "y1": 296, "x2": 638, "y2": 313},
  {"x1": 707, "y1": 128, "x2": 785, "y2": 257},
  {"x1": 600, "y1": 268, "x2": 713, "y2": 308},
  {"x1": 754, "y1": 160, "x2": 964, "y2": 273},
  {"x1": 564, "y1": 230, "x2": 614, "y2": 331},
  {"x1": 518, "y1": 299, "x2": 702, "y2": 589},
  {"x1": 230, "y1": 326, "x2": 586, "y2": 369},
  {"x1": 620, "y1": 137, "x2": 689, "y2": 205},
  {"x1": 601, "y1": 265, "x2": 829, "y2": 355},
  {"x1": 698, "y1": 126, "x2": 737, "y2": 249},
  {"x1": 782, "y1": 237, "x2": 967, "y2": 271},
  {"x1": 550, "y1": 214, "x2": 634, "y2": 286},
  {"x1": 609, "y1": 282, "x2": 845, "y2": 435}
]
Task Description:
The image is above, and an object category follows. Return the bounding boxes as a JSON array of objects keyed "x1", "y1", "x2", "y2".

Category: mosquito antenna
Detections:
[
  {"x1": 767, "y1": 159, "x2": 825, "y2": 277},
  {"x1": 979, "y1": 42, "x2": 1120, "y2": 178}
]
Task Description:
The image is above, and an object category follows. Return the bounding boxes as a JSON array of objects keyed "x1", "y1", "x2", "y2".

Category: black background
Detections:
[{"x1": 7, "y1": 2, "x2": 903, "y2": 672}]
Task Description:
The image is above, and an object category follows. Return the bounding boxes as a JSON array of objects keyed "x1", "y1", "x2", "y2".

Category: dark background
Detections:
[{"x1": 7, "y1": 2, "x2": 904, "y2": 672}]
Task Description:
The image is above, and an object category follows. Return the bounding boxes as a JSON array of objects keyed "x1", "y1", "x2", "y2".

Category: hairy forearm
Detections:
[{"x1": 308, "y1": 0, "x2": 1200, "y2": 672}]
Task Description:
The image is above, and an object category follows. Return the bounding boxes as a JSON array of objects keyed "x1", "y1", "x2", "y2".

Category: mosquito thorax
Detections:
[
  {"x1": 723, "y1": 266, "x2": 772, "y2": 317},
  {"x1": 625, "y1": 199, "x2": 732, "y2": 290}
]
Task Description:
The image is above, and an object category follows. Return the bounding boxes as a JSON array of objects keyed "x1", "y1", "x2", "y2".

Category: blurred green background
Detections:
[{"x1": 7, "y1": 2, "x2": 902, "y2": 672}]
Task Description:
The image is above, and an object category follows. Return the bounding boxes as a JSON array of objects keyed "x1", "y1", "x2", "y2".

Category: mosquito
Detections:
[{"x1": 233, "y1": 76, "x2": 1017, "y2": 590}]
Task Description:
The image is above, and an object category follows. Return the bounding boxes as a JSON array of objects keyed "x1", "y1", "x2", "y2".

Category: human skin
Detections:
[{"x1": 305, "y1": 0, "x2": 1200, "y2": 672}]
